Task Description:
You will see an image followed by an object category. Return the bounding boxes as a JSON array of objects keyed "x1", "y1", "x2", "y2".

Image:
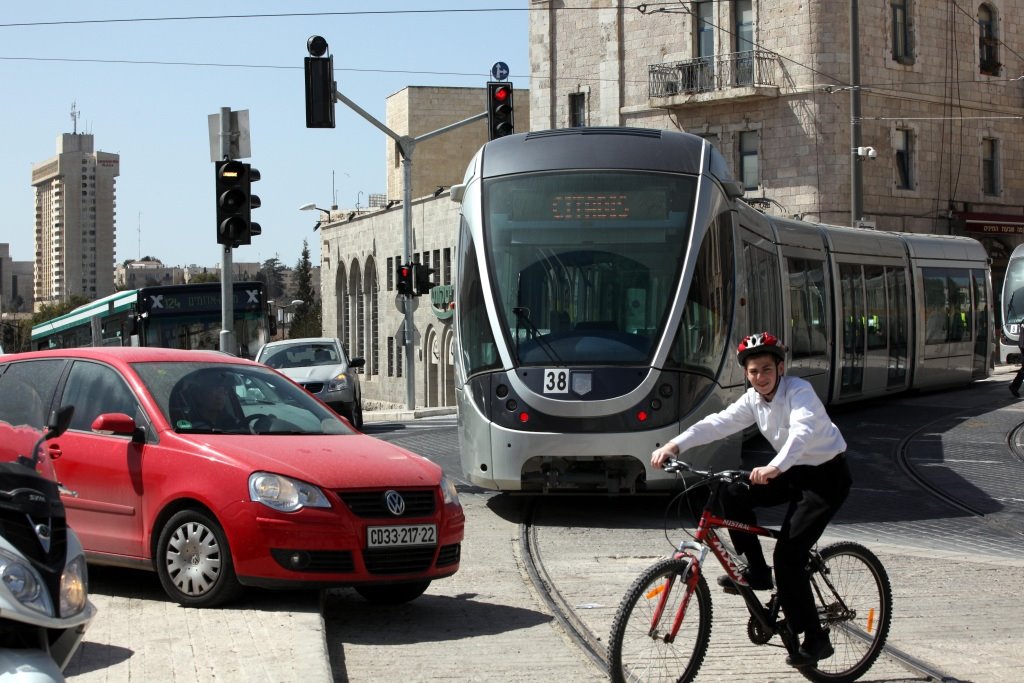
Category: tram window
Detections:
[
  {"x1": 887, "y1": 267, "x2": 909, "y2": 386},
  {"x1": 786, "y1": 258, "x2": 827, "y2": 360},
  {"x1": 922, "y1": 267, "x2": 972, "y2": 345},
  {"x1": 456, "y1": 222, "x2": 501, "y2": 377},
  {"x1": 946, "y1": 269, "x2": 972, "y2": 342},
  {"x1": 670, "y1": 206, "x2": 734, "y2": 374},
  {"x1": 864, "y1": 265, "x2": 887, "y2": 351},
  {"x1": 743, "y1": 243, "x2": 782, "y2": 337}
]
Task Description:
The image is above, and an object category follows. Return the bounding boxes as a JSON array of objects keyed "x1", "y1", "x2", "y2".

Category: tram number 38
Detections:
[{"x1": 544, "y1": 368, "x2": 570, "y2": 393}]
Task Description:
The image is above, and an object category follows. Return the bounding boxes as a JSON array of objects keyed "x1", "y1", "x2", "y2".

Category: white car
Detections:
[{"x1": 255, "y1": 337, "x2": 365, "y2": 428}]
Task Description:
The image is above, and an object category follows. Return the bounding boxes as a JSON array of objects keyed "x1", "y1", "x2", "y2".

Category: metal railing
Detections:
[{"x1": 649, "y1": 50, "x2": 778, "y2": 98}]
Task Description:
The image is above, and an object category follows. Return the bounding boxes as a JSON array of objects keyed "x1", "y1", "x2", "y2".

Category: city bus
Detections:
[{"x1": 30, "y1": 282, "x2": 272, "y2": 359}]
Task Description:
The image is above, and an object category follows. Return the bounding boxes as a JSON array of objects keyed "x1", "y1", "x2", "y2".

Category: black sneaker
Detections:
[
  {"x1": 1011, "y1": 385, "x2": 1021, "y2": 398},
  {"x1": 716, "y1": 568, "x2": 774, "y2": 593},
  {"x1": 785, "y1": 632, "x2": 834, "y2": 668}
]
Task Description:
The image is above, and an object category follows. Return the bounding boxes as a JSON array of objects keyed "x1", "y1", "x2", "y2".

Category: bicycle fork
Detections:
[{"x1": 646, "y1": 541, "x2": 707, "y2": 644}]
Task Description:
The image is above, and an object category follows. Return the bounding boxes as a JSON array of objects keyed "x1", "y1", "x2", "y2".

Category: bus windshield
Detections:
[{"x1": 482, "y1": 171, "x2": 697, "y2": 366}]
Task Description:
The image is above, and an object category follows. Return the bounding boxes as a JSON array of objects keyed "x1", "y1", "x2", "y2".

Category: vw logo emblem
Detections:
[{"x1": 384, "y1": 490, "x2": 406, "y2": 516}]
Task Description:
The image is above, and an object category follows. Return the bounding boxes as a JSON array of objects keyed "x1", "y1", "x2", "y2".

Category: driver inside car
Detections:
[{"x1": 172, "y1": 371, "x2": 248, "y2": 432}]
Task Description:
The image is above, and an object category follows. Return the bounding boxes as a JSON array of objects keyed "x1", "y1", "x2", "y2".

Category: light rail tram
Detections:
[
  {"x1": 450, "y1": 127, "x2": 992, "y2": 493},
  {"x1": 999, "y1": 243, "x2": 1024, "y2": 363}
]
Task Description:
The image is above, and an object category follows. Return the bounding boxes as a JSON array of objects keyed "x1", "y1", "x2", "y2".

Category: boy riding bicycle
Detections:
[{"x1": 651, "y1": 332, "x2": 852, "y2": 668}]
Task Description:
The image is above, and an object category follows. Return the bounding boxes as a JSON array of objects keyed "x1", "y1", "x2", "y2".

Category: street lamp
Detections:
[
  {"x1": 276, "y1": 299, "x2": 305, "y2": 339},
  {"x1": 299, "y1": 202, "x2": 332, "y2": 231}
]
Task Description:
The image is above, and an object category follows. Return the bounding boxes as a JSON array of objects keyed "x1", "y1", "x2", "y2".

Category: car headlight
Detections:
[
  {"x1": 440, "y1": 474, "x2": 461, "y2": 507},
  {"x1": 327, "y1": 374, "x2": 350, "y2": 392},
  {"x1": 0, "y1": 547, "x2": 54, "y2": 616},
  {"x1": 249, "y1": 472, "x2": 332, "y2": 512},
  {"x1": 60, "y1": 554, "x2": 88, "y2": 617}
]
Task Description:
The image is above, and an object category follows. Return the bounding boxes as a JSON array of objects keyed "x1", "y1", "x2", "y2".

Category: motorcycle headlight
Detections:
[
  {"x1": 60, "y1": 554, "x2": 89, "y2": 617},
  {"x1": 249, "y1": 472, "x2": 331, "y2": 512},
  {"x1": 0, "y1": 547, "x2": 54, "y2": 616},
  {"x1": 440, "y1": 474, "x2": 461, "y2": 507}
]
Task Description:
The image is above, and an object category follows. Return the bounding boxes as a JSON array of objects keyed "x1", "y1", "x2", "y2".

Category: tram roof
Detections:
[{"x1": 480, "y1": 127, "x2": 718, "y2": 179}]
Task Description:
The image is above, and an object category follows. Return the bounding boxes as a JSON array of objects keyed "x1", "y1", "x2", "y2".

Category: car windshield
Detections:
[
  {"x1": 259, "y1": 343, "x2": 341, "y2": 369},
  {"x1": 132, "y1": 361, "x2": 355, "y2": 436}
]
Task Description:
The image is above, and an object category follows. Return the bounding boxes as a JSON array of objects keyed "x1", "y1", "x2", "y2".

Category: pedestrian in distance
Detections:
[
  {"x1": 1009, "y1": 331, "x2": 1024, "y2": 398},
  {"x1": 650, "y1": 331, "x2": 852, "y2": 668}
]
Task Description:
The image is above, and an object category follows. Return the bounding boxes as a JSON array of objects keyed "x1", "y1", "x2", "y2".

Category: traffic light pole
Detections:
[
  {"x1": 218, "y1": 106, "x2": 236, "y2": 355},
  {"x1": 330, "y1": 87, "x2": 485, "y2": 410}
]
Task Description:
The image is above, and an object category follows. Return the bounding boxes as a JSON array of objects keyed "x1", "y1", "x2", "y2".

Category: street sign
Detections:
[
  {"x1": 490, "y1": 62, "x2": 509, "y2": 81},
  {"x1": 207, "y1": 109, "x2": 251, "y2": 161}
]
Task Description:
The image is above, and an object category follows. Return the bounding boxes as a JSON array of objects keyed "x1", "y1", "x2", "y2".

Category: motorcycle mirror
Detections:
[{"x1": 45, "y1": 405, "x2": 75, "y2": 440}]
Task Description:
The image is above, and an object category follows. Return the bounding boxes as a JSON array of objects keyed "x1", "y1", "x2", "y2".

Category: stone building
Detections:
[
  {"x1": 529, "y1": 0, "x2": 1023, "y2": 279},
  {"x1": 0, "y1": 244, "x2": 33, "y2": 313},
  {"x1": 31, "y1": 132, "x2": 119, "y2": 307},
  {"x1": 318, "y1": 85, "x2": 528, "y2": 409}
]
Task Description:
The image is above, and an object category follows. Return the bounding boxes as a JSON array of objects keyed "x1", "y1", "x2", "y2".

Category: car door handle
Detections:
[{"x1": 47, "y1": 443, "x2": 63, "y2": 460}]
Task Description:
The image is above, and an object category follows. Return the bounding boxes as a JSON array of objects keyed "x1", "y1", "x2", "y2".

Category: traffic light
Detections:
[
  {"x1": 412, "y1": 264, "x2": 435, "y2": 296},
  {"x1": 486, "y1": 82, "x2": 515, "y2": 140},
  {"x1": 215, "y1": 160, "x2": 260, "y2": 246},
  {"x1": 305, "y1": 36, "x2": 336, "y2": 129},
  {"x1": 396, "y1": 262, "x2": 413, "y2": 296}
]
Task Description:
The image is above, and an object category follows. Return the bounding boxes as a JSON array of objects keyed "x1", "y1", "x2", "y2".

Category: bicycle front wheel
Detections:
[
  {"x1": 803, "y1": 541, "x2": 892, "y2": 683},
  {"x1": 607, "y1": 557, "x2": 712, "y2": 683}
]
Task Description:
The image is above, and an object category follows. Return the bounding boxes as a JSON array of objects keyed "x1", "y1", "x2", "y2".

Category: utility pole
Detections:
[
  {"x1": 304, "y1": 36, "x2": 486, "y2": 410},
  {"x1": 218, "y1": 107, "x2": 235, "y2": 354},
  {"x1": 850, "y1": 0, "x2": 863, "y2": 228}
]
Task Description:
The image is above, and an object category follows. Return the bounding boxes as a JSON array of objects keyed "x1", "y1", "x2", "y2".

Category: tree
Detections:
[
  {"x1": 289, "y1": 240, "x2": 322, "y2": 338},
  {"x1": 31, "y1": 295, "x2": 92, "y2": 327},
  {"x1": 257, "y1": 257, "x2": 286, "y2": 301},
  {"x1": 190, "y1": 271, "x2": 219, "y2": 284}
]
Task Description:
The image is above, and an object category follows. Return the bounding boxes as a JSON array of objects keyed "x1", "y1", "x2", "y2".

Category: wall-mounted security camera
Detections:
[{"x1": 855, "y1": 146, "x2": 878, "y2": 159}]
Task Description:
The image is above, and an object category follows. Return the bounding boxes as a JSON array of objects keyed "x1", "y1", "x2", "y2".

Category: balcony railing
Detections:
[{"x1": 649, "y1": 50, "x2": 778, "y2": 98}]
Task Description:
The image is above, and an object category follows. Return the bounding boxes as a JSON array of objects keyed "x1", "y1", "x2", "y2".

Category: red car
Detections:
[{"x1": 0, "y1": 347, "x2": 464, "y2": 607}]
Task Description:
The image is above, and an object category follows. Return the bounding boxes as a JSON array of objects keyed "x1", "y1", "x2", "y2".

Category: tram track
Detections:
[{"x1": 518, "y1": 497, "x2": 610, "y2": 673}]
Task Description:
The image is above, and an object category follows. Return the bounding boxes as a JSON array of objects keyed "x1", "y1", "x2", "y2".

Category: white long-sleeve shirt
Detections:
[{"x1": 669, "y1": 375, "x2": 846, "y2": 472}]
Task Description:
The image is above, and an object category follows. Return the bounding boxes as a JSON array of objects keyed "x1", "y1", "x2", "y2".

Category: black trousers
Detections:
[{"x1": 721, "y1": 455, "x2": 852, "y2": 634}]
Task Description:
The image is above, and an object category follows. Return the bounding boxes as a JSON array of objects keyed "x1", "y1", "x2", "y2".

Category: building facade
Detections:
[
  {"x1": 0, "y1": 244, "x2": 33, "y2": 313},
  {"x1": 319, "y1": 85, "x2": 528, "y2": 409},
  {"x1": 529, "y1": 0, "x2": 1023, "y2": 279},
  {"x1": 31, "y1": 133, "x2": 119, "y2": 307}
]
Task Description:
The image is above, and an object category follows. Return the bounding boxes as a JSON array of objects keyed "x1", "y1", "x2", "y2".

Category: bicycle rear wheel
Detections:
[
  {"x1": 802, "y1": 541, "x2": 892, "y2": 683},
  {"x1": 607, "y1": 557, "x2": 712, "y2": 683}
]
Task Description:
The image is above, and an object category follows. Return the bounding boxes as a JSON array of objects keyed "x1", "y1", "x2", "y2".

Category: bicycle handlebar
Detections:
[{"x1": 662, "y1": 458, "x2": 750, "y2": 485}]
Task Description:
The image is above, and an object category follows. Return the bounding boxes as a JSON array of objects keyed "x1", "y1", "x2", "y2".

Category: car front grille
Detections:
[
  {"x1": 338, "y1": 490, "x2": 436, "y2": 518},
  {"x1": 301, "y1": 382, "x2": 325, "y2": 394},
  {"x1": 363, "y1": 546, "x2": 436, "y2": 574}
]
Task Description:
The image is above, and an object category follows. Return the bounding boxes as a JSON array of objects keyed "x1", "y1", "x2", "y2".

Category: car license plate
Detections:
[{"x1": 367, "y1": 524, "x2": 437, "y2": 548}]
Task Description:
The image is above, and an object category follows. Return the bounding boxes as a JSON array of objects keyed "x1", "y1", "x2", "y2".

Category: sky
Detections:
[{"x1": 0, "y1": 2, "x2": 529, "y2": 270}]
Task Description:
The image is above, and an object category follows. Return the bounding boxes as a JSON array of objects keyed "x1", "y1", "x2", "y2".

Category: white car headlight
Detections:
[
  {"x1": 0, "y1": 547, "x2": 54, "y2": 616},
  {"x1": 60, "y1": 554, "x2": 89, "y2": 617},
  {"x1": 440, "y1": 475, "x2": 461, "y2": 507},
  {"x1": 327, "y1": 374, "x2": 350, "y2": 392},
  {"x1": 249, "y1": 472, "x2": 331, "y2": 512}
]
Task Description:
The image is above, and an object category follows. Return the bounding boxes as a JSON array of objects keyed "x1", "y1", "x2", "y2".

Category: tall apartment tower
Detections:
[{"x1": 31, "y1": 131, "x2": 120, "y2": 307}]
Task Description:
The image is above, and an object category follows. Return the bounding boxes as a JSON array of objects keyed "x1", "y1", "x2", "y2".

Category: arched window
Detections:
[{"x1": 978, "y1": 4, "x2": 1000, "y2": 75}]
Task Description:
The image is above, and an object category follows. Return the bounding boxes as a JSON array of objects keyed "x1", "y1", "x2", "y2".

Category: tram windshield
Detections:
[
  {"x1": 483, "y1": 171, "x2": 697, "y2": 366},
  {"x1": 1004, "y1": 255, "x2": 1024, "y2": 327}
]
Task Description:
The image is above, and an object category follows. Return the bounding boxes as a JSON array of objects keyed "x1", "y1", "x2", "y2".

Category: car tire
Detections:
[
  {"x1": 350, "y1": 397, "x2": 364, "y2": 429},
  {"x1": 355, "y1": 580, "x2": 430, "y2": 605},
  {"x1": 155, "y1": 509, "x2": 243, "y2": 608}
]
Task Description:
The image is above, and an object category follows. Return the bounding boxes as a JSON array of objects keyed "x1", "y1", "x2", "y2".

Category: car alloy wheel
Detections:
[{"x1": 156, "y1": 509, "x2": 242, "y2": 607}]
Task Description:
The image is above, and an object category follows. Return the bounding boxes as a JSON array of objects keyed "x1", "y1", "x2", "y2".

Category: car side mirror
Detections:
[
  {"x1": 349, "y1": 357, "x2": 366, "y2": 369},
  {"x1": 92, "y1": 412, "x2": 138, "y2": 437}
]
